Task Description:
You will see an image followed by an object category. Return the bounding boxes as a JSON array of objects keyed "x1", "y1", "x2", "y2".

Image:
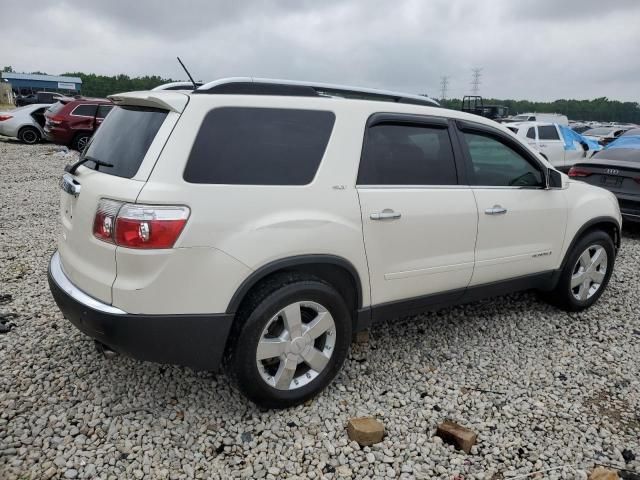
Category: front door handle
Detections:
[
  {"x1": 485, "y1": 205, "x2": 507, "y2": 215},
  {"x1": 370, "y1": 209, "x2": 401, "y2": 220}
]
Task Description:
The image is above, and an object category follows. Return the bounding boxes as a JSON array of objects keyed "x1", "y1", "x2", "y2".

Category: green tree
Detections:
[{"x1": 2, "y1": 66, "x2": 13, "y2": 72}]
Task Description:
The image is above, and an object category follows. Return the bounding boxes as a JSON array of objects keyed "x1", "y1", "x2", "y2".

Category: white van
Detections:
[{"x1": 508, "y1": 113, "x2": 569, "y2": 125}]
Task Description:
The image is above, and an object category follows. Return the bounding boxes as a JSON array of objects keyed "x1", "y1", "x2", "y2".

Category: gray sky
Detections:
[{"x1": 3, "y1": 0, "x2": 640, "y2": 101}]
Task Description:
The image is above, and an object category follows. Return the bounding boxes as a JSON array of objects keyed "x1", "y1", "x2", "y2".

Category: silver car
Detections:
[{"x1": 0, "y1": 104, "x2": 49, "y2": 144}]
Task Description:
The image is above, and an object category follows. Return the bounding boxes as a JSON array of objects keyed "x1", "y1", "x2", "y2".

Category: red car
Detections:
[{"x1": 44, "y1": 97, "x2": 114, "y2": 150}]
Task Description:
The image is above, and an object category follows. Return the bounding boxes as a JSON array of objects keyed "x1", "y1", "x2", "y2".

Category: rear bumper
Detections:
[
  {"x1": 44, "y1": 125, "x2": 73, "y2": 145},
  {"x1": 47, "y1": 251, "x2": 234, "y2": 371}
]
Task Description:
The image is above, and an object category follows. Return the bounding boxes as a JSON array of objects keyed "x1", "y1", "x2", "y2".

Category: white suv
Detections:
[{"x1": 48, "y1": 78, "x2": 621, "y2": 408}]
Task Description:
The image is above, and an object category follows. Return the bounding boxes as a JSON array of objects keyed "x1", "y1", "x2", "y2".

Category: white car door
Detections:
[
  {"x1": 455, "y1": 121, "x2": 567, "y2": 286},
  {"x1": 357, "y1": 115, "x2": 478, "y2": 314},
  {"x1": 536, "y1": 124, "x2": 566, "y2": 168}
]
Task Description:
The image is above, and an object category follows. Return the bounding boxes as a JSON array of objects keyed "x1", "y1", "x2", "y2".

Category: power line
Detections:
[
  {"x1": 439, "y1": 75, "x2": 449, "y2": 101},
  {"x1": 471, "y1": 67, "x2": 482, "y2": 95}
]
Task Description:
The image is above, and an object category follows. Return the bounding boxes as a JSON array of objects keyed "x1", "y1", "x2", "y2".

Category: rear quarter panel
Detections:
[{"x1": 122, "y1": 96, "x2": 372, "y2": 314}]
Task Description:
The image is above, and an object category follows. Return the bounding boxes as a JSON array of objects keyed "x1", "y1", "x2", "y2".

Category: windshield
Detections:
[
  {"x1": 82, "y1": 105, "x2": 168, "y2": 178},
  {"x1": 594, "y1": 148, "x2": 640, "y2": 162},
  {"x1": 512, "y1": 115, "x2": 530, "y2": 121}
]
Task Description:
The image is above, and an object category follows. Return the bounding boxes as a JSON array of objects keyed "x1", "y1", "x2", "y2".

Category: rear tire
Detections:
[
  {"x1": 71, "y1": 132, "x2": 91, "y2": 152},
  {"x1": 226, "y1": 273, "x2": 352, "y2": 409},
  {"x1": 18, "y1": 126, "x2": 40, "y2": 145},
  {"x1": 545, "y1": 230, "x2": 615, "y2": 311}
]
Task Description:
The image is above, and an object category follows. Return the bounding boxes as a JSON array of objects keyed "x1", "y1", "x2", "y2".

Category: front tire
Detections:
[
  {"x1": 546, "y1": 230, "x2": 615, "y2": 311},
  {"x1": 18, "y1": 126, "x2": 40, "y2": 145},
  {"x1": 227, "y1": 274, "x2": 352, "y2": 409}
]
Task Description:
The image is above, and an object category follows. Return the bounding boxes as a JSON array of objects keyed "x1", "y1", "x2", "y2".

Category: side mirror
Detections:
[{"x1": 547, "y1": 168, "x2": 563, "y2": 189}]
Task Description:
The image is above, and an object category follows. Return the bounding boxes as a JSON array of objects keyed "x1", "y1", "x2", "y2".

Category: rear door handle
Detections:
[
  {"x1": 370, "y1": 209, "x2": 401, "y2": 220},
  {"x1": 485, "y1": 205, "x2": 507, "y2": 215}
]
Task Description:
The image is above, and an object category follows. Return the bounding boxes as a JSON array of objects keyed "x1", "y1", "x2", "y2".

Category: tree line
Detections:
[
  {"x1": 61, "y1": 72, "x2": 176, "y2": 98},
  {"x1": 4, "y1": 67, "x2": 638, "y2": 122},
  {"x1": 440, "y1": 97, "x2": 640, "y2": 123}
]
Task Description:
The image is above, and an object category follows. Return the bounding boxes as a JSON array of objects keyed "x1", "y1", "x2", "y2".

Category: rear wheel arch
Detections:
[
  {"x1": 18, "y1": 126, "x2": 41, "y2": 144},
  {"x1": 71, "y1": 131, "x2": 92, "y2": 150},
  {"x1": 226, "y1": 255, "x2": 363, "y2": 317}
]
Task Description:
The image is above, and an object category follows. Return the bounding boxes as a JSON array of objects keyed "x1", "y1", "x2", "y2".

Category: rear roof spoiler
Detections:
[{"x1": 108, "y1": 91, "x2": 189, "y2": 113}]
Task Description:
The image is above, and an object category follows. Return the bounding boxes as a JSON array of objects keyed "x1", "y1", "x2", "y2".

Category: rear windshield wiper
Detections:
[{"x1": 65, "y1": 155, "x2": 114, "y2": 175}]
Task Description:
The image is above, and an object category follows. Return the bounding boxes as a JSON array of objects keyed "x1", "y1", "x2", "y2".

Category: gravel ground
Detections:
[{"x1": 1, "y1": 137, "x2": 639, "y2": 480}]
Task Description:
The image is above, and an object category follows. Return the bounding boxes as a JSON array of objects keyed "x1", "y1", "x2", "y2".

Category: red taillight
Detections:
[
  {"x1": 0, "y1": 115, "x2": 12, "y2": 121},
  {"x1": 48, "y1": 115, "x2": 64, "y2": 125},
  {"x1": 568, "y1": 167, "x2": 592, "y2": 178},
  {"x1": 93, "y1": 200, "x2": 189, "y2": 249}
]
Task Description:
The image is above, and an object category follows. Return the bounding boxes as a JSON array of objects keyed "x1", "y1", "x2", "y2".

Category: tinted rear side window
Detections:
[
  {"x1": 357, "y1": 123, "x2": 457, "y2": 185},
  {"x1": 184, "y1": 107, "x2": 335, "y2": 185},
  {"x1": 72, "y1": 104, "x2": 98, "y2": 117},
  {"x1": 82, "y1": 106, "x2": 168, "y2": 178}
]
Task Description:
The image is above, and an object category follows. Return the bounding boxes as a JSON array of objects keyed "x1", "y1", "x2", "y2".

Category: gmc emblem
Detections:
[{"x1": 606, "y1": 169, "x2": 619, "y2": 175}]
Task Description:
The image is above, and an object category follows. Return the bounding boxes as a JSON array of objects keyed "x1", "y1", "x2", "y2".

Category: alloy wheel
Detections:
[
  {"x1": 571, "y1": 244, "x2": 608, "y2": 301},
  {"x1": 77, "y1": 136, "x2": 89, "y2": 151},
  {"x1": 22, "y1": 130, "x2": 38, "y2": 144},
  {"x1": 256, "y1": 301, "x2": 336, "y2": 390}
]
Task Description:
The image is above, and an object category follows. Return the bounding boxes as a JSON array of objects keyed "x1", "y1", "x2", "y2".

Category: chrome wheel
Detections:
[
  {"x1": 571, "y1": 244, "x2": 608, "y2": 301},
  {"x1": 256, "y1": 301, "x2": 336, "y2": 391}
]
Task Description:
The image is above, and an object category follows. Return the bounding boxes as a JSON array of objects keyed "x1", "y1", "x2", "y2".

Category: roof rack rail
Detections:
[{"x1": 194, "y1": 77, "x2": 440, "y2": 107}]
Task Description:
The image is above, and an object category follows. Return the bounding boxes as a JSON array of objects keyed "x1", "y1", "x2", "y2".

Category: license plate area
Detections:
[{"x1": 601, "y1": 175, "x2": 622, "y2": 187}]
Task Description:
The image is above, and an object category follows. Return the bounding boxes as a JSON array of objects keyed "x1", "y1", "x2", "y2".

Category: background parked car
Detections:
[
  {"x1": 503, "y1": 113, "x2": 569, "y2": 125},
  {"x1": 15, "y1": 91, "x2": 65, "y2": 107},
  {"x1": 569, "y1": 133, "x2": 640, "y2": 223},
  {"x1": 44, "y1": 97, "x2": 113, "y2": 150},
  {"x1": 0, "y1": 104, "x2": 50, "y2": 144},
  {"x1": 506, "y1": 121, "x2": 600, "y2": 171},
  {"x1": 582, "y1": 126, "x2": 628, "y2": 146}
]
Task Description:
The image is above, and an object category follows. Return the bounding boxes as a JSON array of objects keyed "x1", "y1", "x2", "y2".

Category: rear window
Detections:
[
  {"x1": 47, "y1": 101, "x2": 66, "y2": 114},
  {"x1": 184, "y1": 107, "x2": 335, "y2": 185},
  {"x1": 82, "y1": 106, "x2": 168, "y2": 178}
]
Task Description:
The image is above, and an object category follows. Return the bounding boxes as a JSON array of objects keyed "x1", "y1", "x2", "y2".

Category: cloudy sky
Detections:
[{"x1": 3, "y1": 0, "x2": 640, "y2": 101}]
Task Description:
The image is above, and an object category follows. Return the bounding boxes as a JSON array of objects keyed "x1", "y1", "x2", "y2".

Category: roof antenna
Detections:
[{"x1": 177, "y1": 56, "x2": 198, "y2": 90}]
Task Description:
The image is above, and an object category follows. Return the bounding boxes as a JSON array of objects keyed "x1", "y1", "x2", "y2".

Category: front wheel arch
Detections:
[{"x1": 549, "y1": 217, "x2": 620, "y2": 290}]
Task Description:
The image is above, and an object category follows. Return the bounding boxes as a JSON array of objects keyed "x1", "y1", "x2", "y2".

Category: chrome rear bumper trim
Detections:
[{"x1": 49, "y1": 251, "x2": 126, "y2": 315}]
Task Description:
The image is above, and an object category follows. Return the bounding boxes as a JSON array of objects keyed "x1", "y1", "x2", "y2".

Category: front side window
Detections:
[
  {"x1": 538, "y1": 125, "x2": 560, "y2": 140},
  {"x1": 358, "y1": 123, "x2": 457, "y2": 185},
  {"x1": 96, "y1": 105, "x2": 114, "y2": 119},
  {"x1": 462, "y1": 131, "x2": 543, "y2": 187},
  {"x1": 184, "y1": 107, "x2": 335, "y2": 185}
]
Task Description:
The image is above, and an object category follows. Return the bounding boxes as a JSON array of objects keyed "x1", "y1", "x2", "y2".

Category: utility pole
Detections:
[
  {"x1": 439, "y1": 76, "x2": 449, "y2": 101},
  {"x1": 471, "y1": 67, "x2": 482, "y2": 95}
]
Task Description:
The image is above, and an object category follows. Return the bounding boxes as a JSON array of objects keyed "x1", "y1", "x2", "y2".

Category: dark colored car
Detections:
[
  {"x1": 44, "y1": 98, "x2": 114, "y2": 150},
  {"x1": 569, "y1": 134, "x2": 640, "y2": 223},
  {"x1": 15, "y1": 91, "x2": 65, "y2": 107}
]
